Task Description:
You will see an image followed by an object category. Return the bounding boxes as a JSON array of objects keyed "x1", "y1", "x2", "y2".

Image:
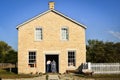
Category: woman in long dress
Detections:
[{"x1": 51, "y1": 60, "x2": 56, "y2": 73}]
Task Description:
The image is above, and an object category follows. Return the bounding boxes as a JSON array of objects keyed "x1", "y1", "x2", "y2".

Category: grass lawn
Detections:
[
  {"x1": 90, "y1": 74, "x2": 120, "y2": 78},
  {"x1": 0, "y1": 69, "x2": 38, "y2": 79},
  {"x1": 1, "y1": 69, "x2": 120, "y2": 79},
  {"x1": 74, "y1": 73, "x2": 120, "y2": 80}
]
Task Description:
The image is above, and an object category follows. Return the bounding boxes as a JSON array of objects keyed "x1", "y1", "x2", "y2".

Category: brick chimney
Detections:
[{"x1": 49, "y1": 2, "x2": 55, "y2": 10}]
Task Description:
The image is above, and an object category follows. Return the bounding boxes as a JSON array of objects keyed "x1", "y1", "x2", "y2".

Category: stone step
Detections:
[{"x1": 48, "y1": 75, "x2": 59, "y2": 80}]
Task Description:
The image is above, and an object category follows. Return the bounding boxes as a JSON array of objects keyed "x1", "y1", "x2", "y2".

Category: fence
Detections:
[
  {"x1": 0, "y1": 63, "x2": 16, "y2": 69},
  {"x1": 0, "y1": 63, "x2": 16, "y2": 72},
  {"x1": 83, "y1": 63, "x2": 120, "y2": 74}
]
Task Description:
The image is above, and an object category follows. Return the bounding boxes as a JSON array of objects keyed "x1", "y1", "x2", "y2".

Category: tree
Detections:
[
  {"x1": 0, "y1": 41, "x2": 17, "y2": 64},
  {"x1": 4, "y1": 50, "x2": 17, "y2": 64},
  {"x1": 86, "y1": 40, "x2": 120, "y2": 63},
  {"x1": 87, "y1": 40, "x2": 105, "y2": 62}
]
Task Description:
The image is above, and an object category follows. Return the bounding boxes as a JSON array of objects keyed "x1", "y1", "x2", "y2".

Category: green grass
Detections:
[
  {"x1": 46, "y1": 74, "x2": 48, "y2": 80},
  {"x1": 1, "y1": 69, "x2": 120, "y2": 79},
  {"x1": 74, "y1": 74, "x2": 120, "y2": 79},
  {"x1": 0, "y1": 69, "x2": 37, "y2": 79},
  {"x1": 89, "y1": 74, "x2": 120, "y2": 78}
]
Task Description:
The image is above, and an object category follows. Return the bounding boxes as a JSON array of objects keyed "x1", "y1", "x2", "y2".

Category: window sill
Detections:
[
  {"x1": 34, "y1": 40, "x2": 43, "y2": 42},
  {"x1": 61, "y1": 39, "x2": 69, "y2": 41},
  {"x1": 67, "y1": 66, "x2": 76, "y2": 70},
  {"x1": 29, "y1": 67, "x2": 36, "y2": 68}
]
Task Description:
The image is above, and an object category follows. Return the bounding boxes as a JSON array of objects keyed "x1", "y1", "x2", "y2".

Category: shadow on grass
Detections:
[
  {"x1": 0, "y1": 69, "x2": 38, "y2": 79},
  {"x1": 5, "y1": 68, "x2": 18, "y2": 74}
]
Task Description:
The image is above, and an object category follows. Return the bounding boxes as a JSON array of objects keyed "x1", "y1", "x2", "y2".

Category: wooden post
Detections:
[
  {"x1": 10, "y1": 68, "x2": 12, "y2": 72},
  {"x1": 88, "y1": 62, "x2": 91, "y2": 70}
]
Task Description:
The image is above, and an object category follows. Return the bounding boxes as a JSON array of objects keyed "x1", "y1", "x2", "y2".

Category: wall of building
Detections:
[{"x1": 18, "y1": 11, "x2": 86, "y2": 74}]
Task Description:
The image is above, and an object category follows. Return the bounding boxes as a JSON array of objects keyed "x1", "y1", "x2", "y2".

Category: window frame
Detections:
[
  {"x1": 35, "y1": 27, "x2": 43, "y2": 41},
  {"x1": 61, "y1": 27, "x2": 69, "y2": 41},
  {"x1": 28, "y1": 51, "x2": 36, "y2": 68},
  {"x1": 68, "y1": 50, "x2": 76, "y2": 67}
]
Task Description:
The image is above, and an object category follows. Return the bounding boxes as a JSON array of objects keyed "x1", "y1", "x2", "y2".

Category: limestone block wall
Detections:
[{"x1": 18, "y1": 11, "x2": 86, "y2": 74}]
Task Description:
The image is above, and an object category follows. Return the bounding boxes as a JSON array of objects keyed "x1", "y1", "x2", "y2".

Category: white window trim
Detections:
[
  {"x1": 67, "y1": 50, "x2": 76, "y2": 68},
  {"x1": 34, "y1": 27, "x2": 43, "y2": 41},
  {"x1": 60, "y1": 27, "x2": 69, "y2": 41},
  {"x1": 28, "y1": 50, "x2": 37, "y2": 68}
]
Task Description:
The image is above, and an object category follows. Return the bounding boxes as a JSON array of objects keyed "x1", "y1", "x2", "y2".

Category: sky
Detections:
[{"x1": 0, "y1": 0, "x2": 120, "y2": 50}]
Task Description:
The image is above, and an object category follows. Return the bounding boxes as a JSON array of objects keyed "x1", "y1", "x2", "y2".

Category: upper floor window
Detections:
[
  {"x1": 35, "y1": 27, "x2": 42, "y2": 41},
  {"x1": 61, "y1": 27, "x2": 69, "y2": 40},
  {"x1": 28, "y1": 51, "x2": 36, "y2": 68}
]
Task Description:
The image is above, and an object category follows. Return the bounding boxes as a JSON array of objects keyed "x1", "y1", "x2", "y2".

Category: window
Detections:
[
  {"x1": 35, "y1": 27, "x2": 42, "y2": 40},
  {"x1": 28, "y1": 51, "x2": 36, "y2": 68},
  {"x1": 68, "y1": 51, "x2": 76, "y2": 66},
  {"x1": 61, "y1": 27, "x2": 68, "y2": 40}
]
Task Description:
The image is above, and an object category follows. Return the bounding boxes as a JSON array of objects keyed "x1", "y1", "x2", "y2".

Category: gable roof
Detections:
[{"x1": 16, "y1": 10, "x2": 87, "y2": 29}]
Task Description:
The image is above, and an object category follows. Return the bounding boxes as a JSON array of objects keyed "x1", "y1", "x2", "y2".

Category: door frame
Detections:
[{"x1": 44, "y1": 51, "x2": 60, "y2": 73}]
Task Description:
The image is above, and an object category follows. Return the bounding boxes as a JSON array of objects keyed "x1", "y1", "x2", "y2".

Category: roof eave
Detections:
[
  {"x1": 16, "y1": 9, "x2": 87, "y2": 30},
  {"x1": 52, "y1": 10, "x2": 87, "y2": 29},
  {"x1": 16, "y1": 10, "x2": 51, "y2": 30}
]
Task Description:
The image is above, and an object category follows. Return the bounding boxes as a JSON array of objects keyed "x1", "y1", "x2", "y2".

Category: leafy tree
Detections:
[
  {"x1": 0, "y1": 41, "x2": 17, "y2": 64},
  {"x1": 4, "y1": 50, "x2": 17, "y2": 64},
  {"x1": 87, "y1": 40, "x2": 105, "y2": 62},
  {"x1": 86, "y1": 40, "x2": 120, "y2": 63}
]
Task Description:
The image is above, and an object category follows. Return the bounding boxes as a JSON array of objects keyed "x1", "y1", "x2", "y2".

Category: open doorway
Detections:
[{"x1": 45, "y1": 54, "x2": 59, "y2": 73}]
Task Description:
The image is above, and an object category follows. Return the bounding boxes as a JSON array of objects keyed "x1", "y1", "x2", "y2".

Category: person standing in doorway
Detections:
[
  {"x1": 47, "y1": 60, "x2": 51, "y2": 73},
  {"x1": 51, "y1": 60, "x2": 57, "y2": 73}
]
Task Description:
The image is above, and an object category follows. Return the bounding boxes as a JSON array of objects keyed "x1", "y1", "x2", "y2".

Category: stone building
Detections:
[{"x1": 17, "y1": 2, "x2": 86, "y2": 74}]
